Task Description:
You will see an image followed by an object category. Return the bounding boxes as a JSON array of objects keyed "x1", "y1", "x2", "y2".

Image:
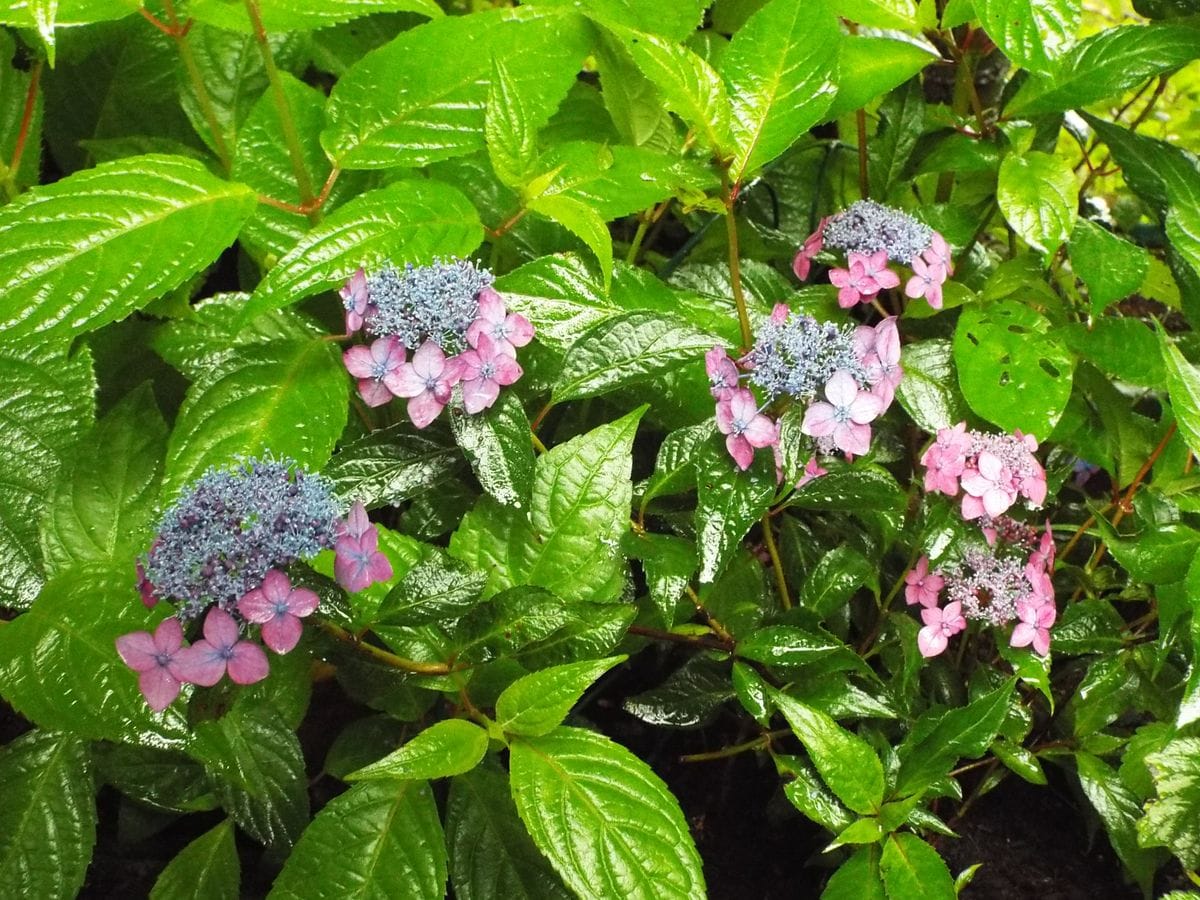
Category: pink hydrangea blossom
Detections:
[
  {"x1": 792, "y1": 219, "x2": 827, "y2": 281},
  {"x1": 338, "y1": 500, "x2": 372, "y2": 540},
  {"x1": 829, "y1": 250, "x2": 901, "y2": 309},
  {"x1": 861, "y1": 316, "x2": 902, "y2": 410},
  {"x1": 387, "y1": 340, "x2": 461, "y2": 428},
  {"x1": 961, "y1": 450, "x2": 1020, "y2": 520},
  {"x1": 922, "y1": 232, "x2": 954, "y2": 276},
  {"x1": 706, "y1": 346, "x2": 740, "y2": 398},
  {"x1": 334, "y1": 525, "x2": 393, "y2": 593},
  {"x1": 797, "y1": 456, "x2": 827, "y2": 488},
  {"x1": 457, "y1": 333, "x2": 523, "y2": 414},
  {"x1": 344, "y1": 336, "x2": 406, "y2": 408},
  {"x1": 1010, "y1": 596, "x2": 1055, "y2": 656},
  {"x1": 904, "y1": 255, "x2": 944, "y2": 310},
  {"x1": 917, "y1": 601, "x2": 967, "y2": 658},
  {"x1": 465, "y1": 288, "x2": 533, "y2": 357},
  {"x1": 116, "y1": 617, "x2": 189, "y2": 711},
  {"x1": 174, "y1": 608, "x2": 269, "y2": 687},
  {"x1": 801, "y1": 370, "x2": 883, "y2": 456},
  {"x1": 715, "y1": 388, "x2": 777, "y2": 471},
  {"x1": 921, "y1": 423, "x2": 971, "y2": 495},
  {"x1": 905, "y1": 556, "x2": 944, "y2": 607},
  {"x1": 238, "y1": 570, "x2": 320, "y2": 655},
  {"x1": 340, "y1": 268, "x2": 371, "y2": 333}
]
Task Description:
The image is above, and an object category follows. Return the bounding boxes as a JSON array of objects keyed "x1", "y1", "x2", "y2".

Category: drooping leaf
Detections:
[
  {"x1": 0, "y1": 154, "x2": 256, "y2": 340},
  {"x1": 1075, "y1": 752, "x2": 1161, "y2": 895},
  {"x1": 0, "y1": 340, "x2": 95, "y2": 608},
  {"x1": 509, "y1": 726, "x2": 705, "y2": 900},
  {"x1": 895, "y1": 338, "x2": 968, "y2": 433},
  {"x1": 1138, "y1": 737, "x2": 1200, "y2": 869},
  {"x1": 163, "y1": 339, "x2": 348, "y2": 498},
  {"x1": 242, "y1": 179, "x2": 483, "y2": 322},
  {"x1": 348, "y1": 719, "x2": 490, "y2": 782},
  {"x1": 269, "y1": 779, "x2": 447, "y2": 900},
  {"x1": 495, "y1": 656, "x2": 625, "y2": 737},
  {"x1": 1159, "y1": 331, "x2": 1200, "y2": 456},
  {"x1": 0, "y1": 565, "x2": 190, "y2": 747},
  {"x1": 150, "y1": 819, "x2": 240, "y2": 900},
  {"x1": 527, "y1": 193, "x2": 614, "y2": 293},
  {"x1": 447, "y1": 763, "x2": 572, "y2": 900},
  {"x1": 39, "y1": 383, "x2": 166, "y2": 577},
  {"x1": 0, "y1": 730, "x2": 96, "y2": 900},
  {"x1": 997, "y1": 151, "x2": 1079, "y2": 254},
  {"x1": 953, "y1": 301, "x2": 1074, "y2": 438},
  {"x1": 721, "y1": 0, "x2": 838, "y2": 182}
]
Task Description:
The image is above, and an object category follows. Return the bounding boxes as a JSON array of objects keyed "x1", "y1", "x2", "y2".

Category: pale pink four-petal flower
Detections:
[
  {"x1": 960, "y1": 450, "x2": 1019, "y2": 520},
  {"x1": 1010, "y1": 596, "x2": 1056, "y2": 656},
  {"x1": 705, "y1": 346, "x2": 740, "y2": 399},
  {"x1": 116, "y1": 617, "x2": 189, "y2": 712},
  {"x1": 457, "y1": 333, "x2": 523, "y2": 414},
  {"x1": 343, "y1": 336, "x2": 406, "y2": 408},
  {"x1": 904, "y1": 556, "x2": 944, "y2": 608},
  {"x1": 801, "y1": 370, "x2": 884, "y2": 456},
  {"x1": 829, "y1": 250, "x2": 900, "y2": 309},
  {"x1": 716, "y1": 388, "x2": 778, "y2": 471},
  {"x1": 465, "y1": 288, "x2": 534, "y2": 357},
  {"x1": 917, "y1": 601, "x2": 967, "y2": 658},
  {"x1": 174, "y1": 608, "x2": 269, "y2": 687},
  {"x1": 340, "y1": 268, "x2": 371, "y2": 333},
  {"x1": 237, "y1": 570, "x2": 320, "y2": 655},
  {"x1": 791, "y1": 219, "x2": 828, "y2": 282},
  {"x1": 388, "y1": 341, "x2": 462, "y2": 428}
]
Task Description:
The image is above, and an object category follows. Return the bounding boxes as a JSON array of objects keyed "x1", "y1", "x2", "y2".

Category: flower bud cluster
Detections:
[
  {"x1": 792, "y1": 201, "x2": 952, "y2": 310},
  {"x1": 121, "y1": 456, "x2": 393, "y2": 711},
  {"x1": 706, "y1": 306, "x2": 903, "y2": 470},
  {"x1": 340, "y1": 258, "x2": 533, "y2": 428}
]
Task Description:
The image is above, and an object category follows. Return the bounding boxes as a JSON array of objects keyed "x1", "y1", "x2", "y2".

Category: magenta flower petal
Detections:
[
  {"x1": 226, "y1": 641, "x2": 269, "y2": 684},
  {"x1": 462, "y1": 377, "x2": 500, "y2": 414},
  {"x1": 139, "y1": 666, "x2": 183, "y2": 712},
  {"x1": 343, "y1": 345, "x2": 376, "y2": 379},
  {"x1": 356, "y1": 379, "x2": 393, "y2": 408},
  {"x1": 384, "y1": 364, "x2": 427, "y2": 398},
  {"x1": 342, "y1": 501, "x2": 371, "y2": 539},
  {"x1": 203, "y1": 607, "x2": 239, "y2": 646},
  {"x1": 504, "y1": 312, "x2": 534, "y2": 348},
  {"x1": 238, "y1": 586, "x2": 275, "y2": 624},
  {"x1": 726, "y1": 433, "x2": 754, "y2": 470},
  {"x1": 261, "y1": 614, "x2": 303, "y2": 654},
  {"x1": 174, "y1": 641, "x2": 227, "y2": 686},
  {"x1": 917, "y1": 626, "x2": 948, "y2": 658},
  {"x1": 116, "y1": 630, "x2": 162, "y2": 672},
  {"x1": 801, "y1": 401, "x2": 836, "y2": 437}
]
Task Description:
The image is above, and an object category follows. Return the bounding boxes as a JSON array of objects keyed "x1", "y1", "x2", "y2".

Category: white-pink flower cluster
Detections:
[{"x1": 921, "y1": 424, "x2": 1048, "y2": 520}]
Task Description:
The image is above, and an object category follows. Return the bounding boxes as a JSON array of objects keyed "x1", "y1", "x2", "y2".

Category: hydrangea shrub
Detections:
[{"x1": 1, "y1": 1, "x2": 1200, "y2": 898}]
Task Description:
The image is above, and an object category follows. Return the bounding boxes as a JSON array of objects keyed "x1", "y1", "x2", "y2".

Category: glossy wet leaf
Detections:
[
  {"x1": 324, "y1": 426, "x2": 461, "y2": 510},
  {"x1": 447, "y1": 764, "x2": 573, "y2": 900},
  {"x1": 821, "y1": 846, "x2": 885, "y2": 900},
  {"x1": 1076, "y1": 752, "x2": 1161, "y2": 894},
  {"x1": 973, "y1": 0, "x2": 1079, "y2": 72},
  {"x1": 450, "y1": 394, "x2": 535, "y2": 509},
  {"x1": 623, "y1": 657, "x2": 734, "y2": 728},
  {"x1": 1097, "y1": 519, "x2": 1199, "y2": 584},
  {"x1": 797, "y1": 546, "x2": 875, "y2": 619},
  {"x1": 895, "y1": 339, "x2": 967, "y2": 434},
  {"x1": 997, "y1": 151, "x2": 1079, "y2": 254},
  {"x1": 825, "y1": 35, "x2": 936, "y2": 120},
  {"x1": 1160, "y1": 332, "x2": 1200, "y2": 456},
  {"x1": 1069, "y1": 221, "x2": 1152, "y2": 313},
  {"x1": 150, "y1": 820, "x2": 239, "y2": 900},
  {"x1": 738, "y1": 625, "x2": 847, "y2": 668},
  {"x1": 269, "y1": 779, "x2": 446, "y2": 899},
  {"x1": 953, "y1": 301, "x2": 1074, "y2": 438},
  {"x1": 0, "y1": 565, "x2": 190, "y2": 747},
  {"x1": 0, "y1": 730, "x2": 96, "y2": 900},
  {"x1": 163, "y1": 339, "x2": 348, "y2": 498},
  {"x1": 0, "y1": 341, "x2": 95, "y2": 608},
  {"x1": 509, "y1": 726, "x2": 705, "y2": 900},
  {"x1": 880, "y1": 833, "x2": 955, "y2": 900},
  {"x1": 639, "y1": 422, "x2": 709, "y2": 509},
  {"x1": 189, "y1": 0, "x2": 441, "y2": 32},
  {"x1": 496, "y1": 656, "x2": 624, "y2": 736},
  {"x1": 1138, "y1": 737, "x2": 1200, "y2": 869},
  {"x1": 378, "y1": 552, "x2": 486, "y2": 626},
  {"x1": 627, "y1": 532, "x2": 694, "y2": 627},
  {"x1": 348, "y1": 719, "x2": 490, "y2": 781},
  {"x1": 0, "y1": 154, "x2": 256, "y2": 340},
  {"x1": 527, "y1": 193, "x2": 614, "y2": 293},
  {"x1": 39, "y1": 383, "x2": 166, "y2": 578},
  {"x1": 771, "y1": 689, "x2": 885, "y2": 816},
  {"x1": 694, "y1": 437, "x2": 776, "y2": 584}
]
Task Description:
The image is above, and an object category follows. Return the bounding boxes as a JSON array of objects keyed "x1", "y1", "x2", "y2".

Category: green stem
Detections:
[
  {"x1": 679, "y1": 729, "x2": 789, "y2": 763},
  {"x1": 723, "y1": 186, "x2": 753, "y2": 350},
  {"x1": 243, "y1": 0, "x2": 315, "y2": 211},
  {"x1": 855, "y1": 108, "x2": 869, "y2": 198},
  {"x1": 320, "y1": 622, "x2": 455, "y2": 675},
  {"x1": 761, "y1": 514, "x2": 791, "y2": 610},
  {"x1": 161, "y1": 0, "x2": 232, "y2": 172}
]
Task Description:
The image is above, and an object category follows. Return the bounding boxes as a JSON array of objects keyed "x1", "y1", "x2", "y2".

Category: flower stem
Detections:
[
  {"x1": 243, "y1": 0, "x2": 315, "y2": 211},
  {"x1": 627, "y1": 623, "x2": 735, "y2": 654},
  {"x1": 723, "y1": 185, "x2": 753, "y2": 350},
  {"x1": 679, "y1": 729, "x2": 789, "y2": 763},
  {"x1": 855, "y1": 108, "x2": 869, "y2": 198},
  {"x1": 685, "y1": 585, "x2": 734, "y2": 643},
  {"x1": 319, "y1": 622, "x2": 454, "y2": 675},
  {"x1": 761, "y1": 513, "x2": 791, "y2": 610}
]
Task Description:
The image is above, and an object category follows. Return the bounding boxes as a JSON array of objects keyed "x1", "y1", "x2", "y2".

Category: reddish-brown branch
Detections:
[
  {"x1": 7, "y1": 59, "x2": 41, "y2": 182},
  {"x1": 487, "y1": 208, "x2": 528, "y2": 240},
  {"x1": 257, "y1": 166, "x2": 342, "y2": 215}
]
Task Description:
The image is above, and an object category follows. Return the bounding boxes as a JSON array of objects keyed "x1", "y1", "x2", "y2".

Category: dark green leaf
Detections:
[
  {"x1": 797, "y1": 546, "x2": 874, "y2": 619},
  {"x1": 0, "y1": 730, "x2": 96, "y2": 900},
  {"x1": 150, "y1": 820, "x2": 239, "y2": 900},
  {"x1": 1076, "y1": 752, "x2": 1162, "y2": 894},
  {"x1": 694, "y1": 436, "x2": 776, "y2": 584},
  {"x1": 379, "y1": 552, "x2": 486, "y2": 627},
  {"x1": 269, "y1": 779, "x2": 446, "y2": 899},
  {"x1": 0, "y1": 154, "x2": 256, "y2": 340},
  {"x1": 639, "y1": 423, "x2": 710, "y2": 509},
  {"x1": 509, "y1": 726, "x2": 705, "y2": 899},
  {"x1": 450, "y1": 393, "x2": 535, "y2": 509},
  {"x1": 324, "y1": 425, "x2": 460, "y2": 510},
  {"x1": 738, "y1": 625, "x2": 846, "y2": 667},
  {"x1": 495, "y1": 656, "x2": 625, "y2": 736},
  {"x1": 94, "y1": 744, "x2": 217, "y2": 814},
  {"x1": 348, "y1": 719, "x2": 490, "y2": 781},
  {"x1": 868, "y1": 79, "x2": 924, "y2": 199},
  {"x1": 627, "y1": 532, "x2": 695, "y2": 627},
  {"x1": 895, "y1": 338, "x2": 968, "y2": 434},
  {"x1": 991, "y1": 739, "x2": 1047, "y2": 785},
  {"x1": 623, "y1": 657, "x2": 734, "y2": 728}
]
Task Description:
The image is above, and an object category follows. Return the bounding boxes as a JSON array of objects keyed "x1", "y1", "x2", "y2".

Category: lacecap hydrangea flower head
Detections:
[
  {"x1": 118, "y1": 454, "x2": 391, "y2": 711},
  {"x1": 340, "y1": 257, "x2": 533, "y2": 428},
  {"x1": 706, "y1": 304, "x2": 901, "y2": 471},
  {"x1": 792, "y1": 200, "x2": 953, "y2": 310}
]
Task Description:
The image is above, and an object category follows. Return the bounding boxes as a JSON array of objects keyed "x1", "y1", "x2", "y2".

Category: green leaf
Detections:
[
  {"x1": 39, "y1": 383, "x2": 165, "y2": 578},
  {"x1": 1069, "y1": 220, "x2": 1152, "y2": 313},
  {"x1": 825, "y1": 35, "x2": 937, "y2": 121},
  {"x1": 895, "y1": 679, "x2": 1016, "y2": 797},
  {"x1": 190, "y1": 707, "x2": 308, "y2": 850},
  {"x1": 821, "y1": 846, "x2": 886, "y2": 900},
  {"x1": 639, "y1": 423, "x2": 709, "y2": 509},
  {"x1": 242, "y1": 179, "x2": 483, "y2": 322},
  {"x1": 771, "y1": 689, "x2": 885, "y2": 815},
  {"x1": 991, "y1": 739, "x2": 1047, "y2": 785},
  {"x1": 953, "y1": 301, "x2": 1075, "y2": 438},
  {"x1": 1160, "y1": 332, "x2": 1200, "y2": 456},
  {"x1": 535, "y1": 0, "x2": 706, "y2": 40},
  {"x1": 1062, "y1": 319, "x2": 1164, "y2": 388},
  {"x1": 603, "y1": 23, "x2": 732, "y2": 156},
  {"x1": 1097, "y1": 519, "x2": 1199, "y2": 584},
  {"x1": 0, "y1": 730, "x2": 96, "y2": 900},
  {"x1": 694, "y1": 436, "x2": 776, "y2": 584},
  {"x1": 322, "y1": 8, "x2": 591, "y2": 169},
  {"x1": 269, "y1": 779, "x2": 446, "y2": 900},
  {"x1": 1009, "y1": 23, "x2": 1200, "y2": 116},
  {"x1": 1138, "y1": 737, "x2": 1200, "y2": 869},
  {"x1": 0, "y1": 154, "x2": 256, "y2": 341},
  {"x1": 0, "y1": 340, "x2": 95, "y2": 608},
  {"x1": 895, "y1": 338, "x2": 968, "y2": 433},
  {"x1": 450, "y1": 393, "x2": 535, "y2": 509},
  {"x1": 509, "y1": 726, "x2": 705, "y2": 900},
  {"x1": 721, "y1": 0, "x2": 838, "y2": 182},
  {"x1": 737, "y1": 625, "x2": 847, "y2": 668},
  {"x1": 797, "y1": 546, "x2": 875, "y2": 619},
  {"x1": 447, "y1": 763, "x2": 572, "y2": 900},
  {"x1": 997, "y1": 151, "x2": 1079, "y2": 254},
  {"x1": 150, "y1": 820, "x2": 239, "y2": 900},
  {"x1": 1075, "y1": 752, "x2": 1161, "y2": 894},
  {"x1": 324, "y1": 425, "x2": 461, "y2": 511},
  {"x1": 552, "y1": 311, "x2": 718, "y2": 403},
  {"x1": 527, "y1": 193, "x2": 614, "y2": 293},
  {"x1": 94, "y1": 744, "x2": 217, "y2": 814},
  {"x1": 189, "y1": 0, "x2": 441, "y2": 32},
  {"x1": 0, "y1": 30, "x2": 42, "y2": 190},
  {"x1": 623, "y1": 657, "x2": 734, "y2": 728},
  {"x1": 348, "y1": 719, "x2": 490, "y2": 782},
  {"x1": 450, "y1": 407, "x2": 644, "y2": 603},
  {"x1": 495, "y1": 656, "x2": 625, "y2": 737},
  {"x1": 486, "y1": 54, "x2": 538, "y2": 188},
  {"x1": 879, "y1": 833, "x2": 956, "y2": 900},
  {"x1": 974, "y1": 0, "x2": 1079, "y2": 72},
  {"x1": 379, "y1": 552, "x2": 486, "y2": 627},
  {"x1": 627, "y1": 532, "x2": 694, "y2": 627},
  {"x1": 830, "y1": 0, "x2": 918, "y2": 28},
  {"x1": 163, "y1": 339, "x2": 348, "y2": 498},
  {"x1": 868, "y1": 79, "x2": 925, "y2": 200},
  {"x1": 0, "y1": 565, "x2": 190, "y2": 746},
  {"x1": 785, "y1": 465, "x2": 906, "y2": 521}
]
